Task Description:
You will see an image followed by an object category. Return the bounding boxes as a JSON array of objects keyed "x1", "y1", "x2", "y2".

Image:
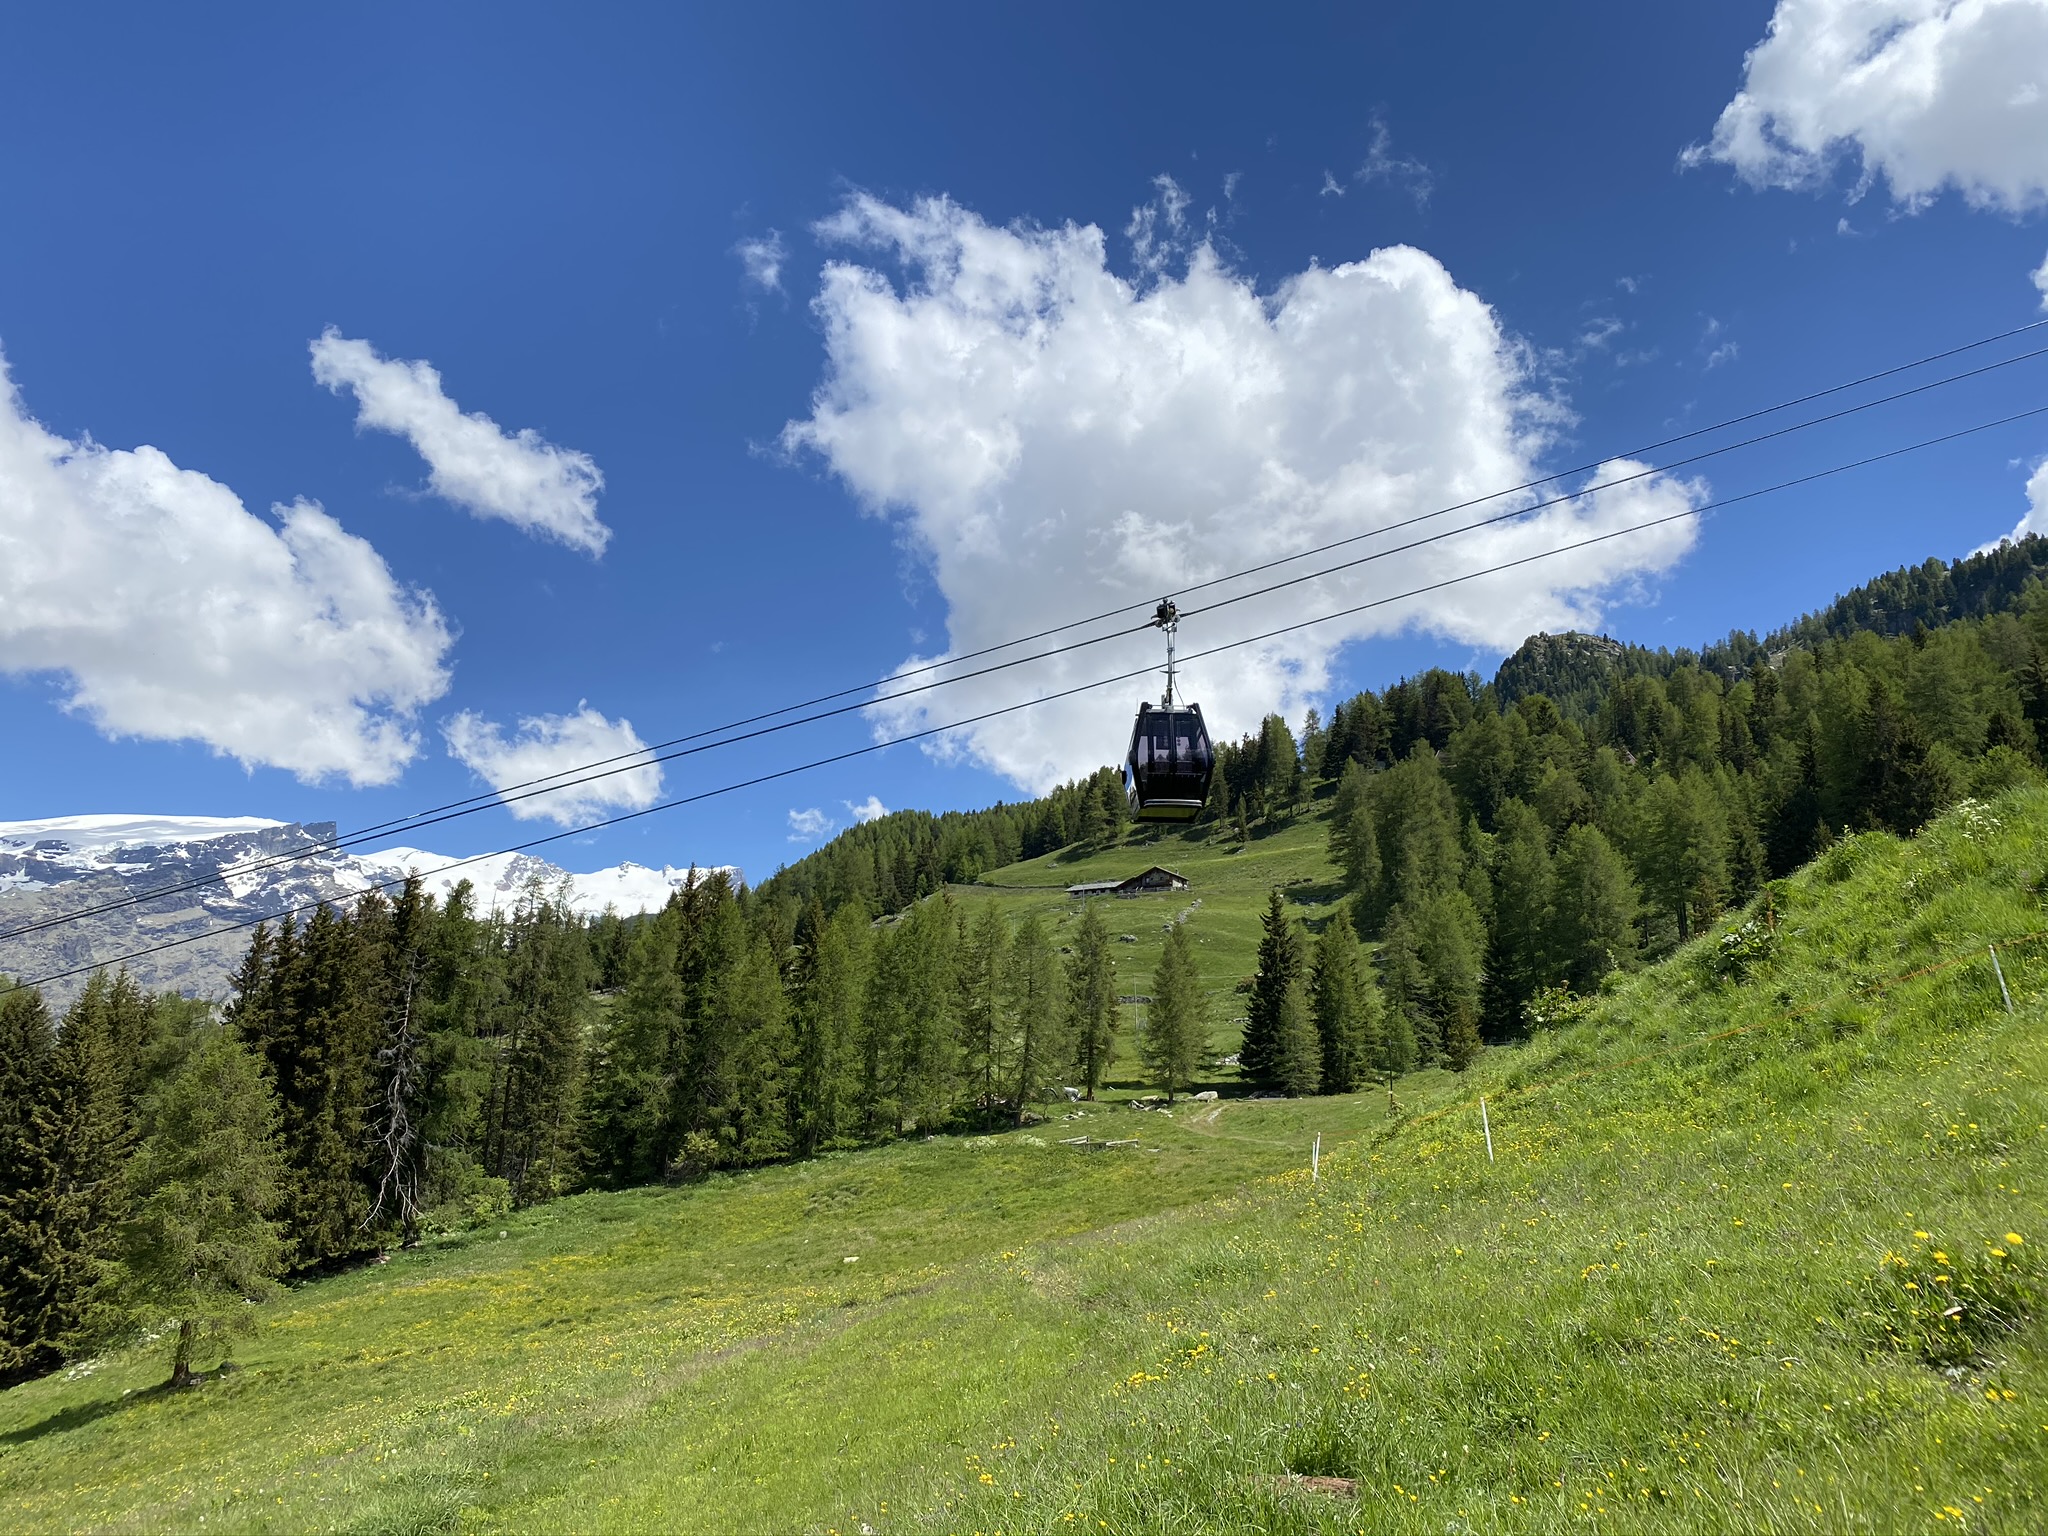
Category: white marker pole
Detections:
[
  {"x1": 1312, "y1": 1132, "x2": 1322, "y2": 1182},
  {"x1": 1480, "y1": 1096, "x2": 1495, "y2": 1164},
  {"x1": 1991, "y1": 945, "x2": 2014, "y2": 1014}
]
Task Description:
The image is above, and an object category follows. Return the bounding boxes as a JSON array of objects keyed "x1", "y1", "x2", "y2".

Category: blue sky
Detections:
[{"x1": 3, "y1": 1, "x2": 2047, "y2": 888}]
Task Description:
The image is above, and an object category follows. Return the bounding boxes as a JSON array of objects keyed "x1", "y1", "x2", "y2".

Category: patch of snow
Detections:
[
  {"x1": 0, "y1": 813, "x2": 735, "y2": 924},
  {"x1": 0, "y1": 814, "x2": 287, "y2": 865}
]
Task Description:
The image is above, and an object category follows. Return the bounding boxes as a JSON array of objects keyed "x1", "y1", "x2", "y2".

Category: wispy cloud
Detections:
[
  {"x1": 735, "y1": 230, "x2": 787, "y2": 293},
  {"x1": 444, "y1": 704, "x2": 662, "y2": 827},
  {"x1": 1354, "y1": 111, "x2": 1434, "y2": 205},
  {"x1": 787, "y1": 807, "x2": 834, "y2": 843},
  {"x1": 311, "y1": 329, "x2": 608, "y2": 556},
  {"x1": 1577, "y1": 317, "x2": 1624, "y2": 351}
]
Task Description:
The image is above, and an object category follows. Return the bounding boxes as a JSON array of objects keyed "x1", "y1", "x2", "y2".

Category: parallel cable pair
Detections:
[
  {"x1": 7, "y1": 394, "x2": 2047, "y2": 995},
  {"x1": 7, "y1": 319, "x2": 2048, "y2": 947}
]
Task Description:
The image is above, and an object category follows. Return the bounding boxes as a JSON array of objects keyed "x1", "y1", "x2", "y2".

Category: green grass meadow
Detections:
[{"x1": 6, "y1": 796, "x2": 2048, "y2": 1532}]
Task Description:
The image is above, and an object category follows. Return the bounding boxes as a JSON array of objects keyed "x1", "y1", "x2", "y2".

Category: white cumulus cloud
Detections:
[
  {"x1": 310, "y1": 329, "x2": 609, "y2": 556},
  {"x1": 2034, "y1": 247, "x2": 2048, "y2": 306},
  {"x1": 0, "y1": 347, "x2": 451, "y2": 785},
  {"x1": 845, "y1": 794, "x2": 889, "y2": 824},
  {"x1": 443, "y1": 705, "x2": 663, "y2": 827},
  {"x1": 1976, "y1": 456, "x2": 2048, "y2": 551},
  {"x1": 1685, "y1": 0, "x2": 2048, "y2": 212},
  {"x1": 787, "y1": 807, "x2": 834, "y2": 843},
  {"x1": 782, "y1": 193, "x2": 1705, "y2": 794}
]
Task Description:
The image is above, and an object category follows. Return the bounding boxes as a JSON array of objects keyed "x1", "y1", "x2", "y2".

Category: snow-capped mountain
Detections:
[{"x1": 0, "y1": 814, "x2": 737, "y2": 1006}]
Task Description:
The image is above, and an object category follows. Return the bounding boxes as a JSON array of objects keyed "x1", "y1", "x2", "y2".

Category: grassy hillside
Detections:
[
  {"x1": 6, "y1": 793, "x2": 2048, "y2": 1532},
  {"x1": 949, "y1": 811, "x2": 1343, "y2": 1083}
]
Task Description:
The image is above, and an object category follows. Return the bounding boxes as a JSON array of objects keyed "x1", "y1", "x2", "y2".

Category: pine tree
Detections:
[
  {"x1": 1273, "y1": 976, "x2": 1321, "y2": 1096},
  {"x1": 239, "y1": 901, "x2": 377, "y2": 1265},
  {"x1": 725, "y1": 932, "x2": 793, "y2": 1164},
  {"x1": 1064, "y1": 899, "x2": 1117, "y2": 1099},
  {"x1": 116, "y1": 1025, "x2": 286, "y2": 1389},
  {"x1": 482, "y1": 883, "x2": 591, "y2": 1201},
  {"x1": 1241, "y1": 889, "x2": 1305, "y2": 1091},
  {"x1": 1142, "y1": 923, "x2": 1206, "y2": 1100},
  {"x1": 1256, "y1": 714, "x2": 1302, "y2": 822},
  {"x1": 1006, "y1": 911, "x2": 1066, "y2": 1120},
  {"x1": 69, "y1": 969, "x2": 160, "y2": 1108},
  {"x1": 1309, "y1": 910, "x2": 1371, "y2": 1094},
  {"x1": 0, "y1": 987, "x2": 60, "y2": 1385},
  {"x1": 1861, "y1": 680, "x2": 1951, "y2": 835},
  {"x1": 1767, "y1": 726, "x2": 1827, "y2": 876},
  {"x1": 580, "y1": 903, "x2": 682, "y2": 1185},
  {"x1": 38, "y1": 981, "x2": 133, "y2": 1357}
]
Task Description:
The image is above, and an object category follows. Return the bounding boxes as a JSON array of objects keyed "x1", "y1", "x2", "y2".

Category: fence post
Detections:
[
  {"x1": 1312, "y1": 1132, "x2": 1321, "y2": 1182},
  {"x1": 1991, "y1": 945, "x2": 2015, "y2": 1014},
  {"x1": 1480, "y1": 1096, "x2": 1495, "y2": 1164}
]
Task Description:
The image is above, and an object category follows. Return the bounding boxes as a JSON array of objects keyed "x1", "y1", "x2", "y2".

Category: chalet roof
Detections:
[{"x1": 1065, "y1": 865, "x2": 1190, "y2": 896}]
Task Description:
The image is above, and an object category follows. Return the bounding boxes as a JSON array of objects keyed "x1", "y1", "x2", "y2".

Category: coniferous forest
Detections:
[{"x1": 10, "y1": 535, "x2": 2048, "y2": 1388}]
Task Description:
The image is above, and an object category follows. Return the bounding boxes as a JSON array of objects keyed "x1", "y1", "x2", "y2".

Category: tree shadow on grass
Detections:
[{"x1": 0, "y1": 1381, "x2": 173, "y2": 1445}]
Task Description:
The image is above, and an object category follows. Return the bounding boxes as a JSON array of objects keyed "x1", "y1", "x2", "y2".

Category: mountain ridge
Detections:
[{"x1": 0, "y1": 815, "x2": 735, "y2": 1005}]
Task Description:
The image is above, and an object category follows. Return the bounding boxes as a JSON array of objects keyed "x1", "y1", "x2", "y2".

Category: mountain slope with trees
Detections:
[
  {"x1": 2, "y1": 782, "x2": 2044, "y2": 1532},
  {"x1": 10, "y1": 536, "x2": 2048, "y2": 1395}
]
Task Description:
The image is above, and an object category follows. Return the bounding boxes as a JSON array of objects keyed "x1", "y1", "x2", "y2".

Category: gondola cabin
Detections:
[{"x1": 1124, "y1": 701, "x2": 1215, "y2": 822}]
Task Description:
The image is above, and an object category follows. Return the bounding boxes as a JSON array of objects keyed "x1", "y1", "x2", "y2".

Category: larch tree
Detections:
[
  {"x1": 1549, "y1": 824, "x2": 1640, "y2": 991},
  {"x1": 1637, "y1": 770, "x2": 1728, "y2": 944},
  {"x1": 117, "y1": 1025, "x2": 287, "y2": 1389},
  {"x1": 1142, "y1": 922, "x2": 1206, "y2": 1101},
  {"x1": 955, "y1": 900, "x2": 1010, "y2": 1120},
  {"x1": 791, "y1": 902, "x2": 866, "y2": 1156},
  {"x1": 364, "y1": 877, "x2": 435, "y2": 1248},
  {"x1": 1064, "y1": 898, "x2": 1118, "y2": 1099},
  {"x1": 1328, "y1": 760, "x2": 1381, "y2": 899},
  {"x1": 1006, "y1": 910, "x2": 1066, "y2": 1121},
  {"x1": 892, "y1": 894, "x2": 959, "y2": 1131},
  {"x1": 1484, "y1": 798, "x2": 1555, "y2": 1032}
]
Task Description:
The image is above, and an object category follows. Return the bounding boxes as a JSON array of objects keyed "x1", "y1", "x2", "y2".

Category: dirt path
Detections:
[{"x1": 1176, "y1": 1099, "x2": 1300, "y2": 1150}]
